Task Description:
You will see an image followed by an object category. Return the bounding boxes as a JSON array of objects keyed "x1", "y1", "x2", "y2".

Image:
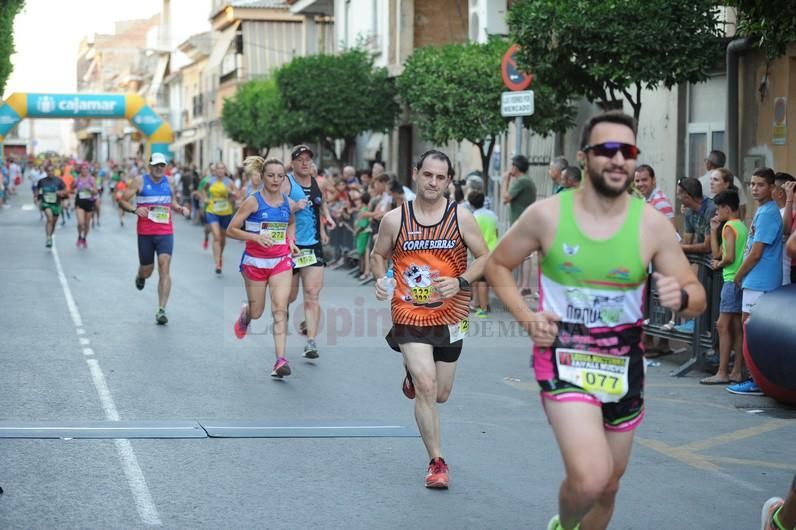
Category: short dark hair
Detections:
[
  {"x1": 374, "y1": 173, "x2": 390, "y2": 183},
  {"x1": 389, "y1": 179, "x2": 404, "y2": 194},
  {"x1": 678, "y1": 176, "x2": 703, "y2": 199},
  {"x1": 563, "y1": 166, "x2": 581, "y2": 183},
  {"x1": 707, "y1": 150, "x2": 726, "y2": 167},
  {"x1": 415, "y1": 149, "x2": 454, "y2": 178},
  {"x1": 774, "y1": 172, "x2": 795, "y2": 185},
  {"x1": 512, "y1": 155, "x2": 529, "y2": 173},
  {"x1": 580, "y1": 111, "x2": 637, "y2": 149},
  {"x1": 713, "y1": 189, "x2": 740, "y2": 211},
  {"x1": 360, "y1": 191, "x2": 371, "y2": 204},
  {"x1": 752, "y1": 167, "x2": 776, "y2": 185},
  {"x1": 635, "y1": 164, "x2": 655, "y2": 179},
  {"x1": 467, "y1": 190, "x2": 485, "y2": 209}
]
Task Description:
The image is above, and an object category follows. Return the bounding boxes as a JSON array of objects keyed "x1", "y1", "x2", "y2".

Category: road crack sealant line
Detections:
[{"x1": 52, "y1": 245, "x2": 162, "y2": 526}]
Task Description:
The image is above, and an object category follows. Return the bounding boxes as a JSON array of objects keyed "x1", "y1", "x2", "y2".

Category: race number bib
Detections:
[
  {"x1": 555, "y1": 349, "x2": 629, "y2": 403},
  {"x1": 410, "y1": 286, "x2": 434, "y2": 304},
  {"x1": 447, "y1": 319, "x2": 469, "y2": 343},
  {"x1": 43, "y1": 192, "x2": 58, "y2": 203},
  {"x1": 294, "y1": 248, "x2": 318, "y2": 268},
  {"x1": 261, "y1": 222, "x2": 287, "y2": 244},
  {"x1": 212, "y1": 199, "x2": 230, "y2": 212},
  {"x1": 78, "y1": 190, "x2": 92, "y2": 199},
  {"x1": 148, "y1": 206, "x2": 171, "y2": 224}
]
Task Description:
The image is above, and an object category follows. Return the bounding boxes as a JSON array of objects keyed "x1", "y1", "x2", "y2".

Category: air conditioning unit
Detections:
[{"x1": 468, "y1": 0, "x2": 508, "y2": 43}]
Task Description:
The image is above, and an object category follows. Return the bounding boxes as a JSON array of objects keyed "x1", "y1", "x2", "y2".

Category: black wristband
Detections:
[{"x1": 679, "y1": 288, "x2": 689, "y2": 312}]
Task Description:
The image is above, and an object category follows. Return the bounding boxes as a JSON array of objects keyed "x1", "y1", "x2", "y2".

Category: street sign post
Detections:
[
  {"x1": 501, "y1": 90, "x2": 534, "y2": 117},
  {"x1": 501, "y1": 45, "x2": 534, "y2": 163}
]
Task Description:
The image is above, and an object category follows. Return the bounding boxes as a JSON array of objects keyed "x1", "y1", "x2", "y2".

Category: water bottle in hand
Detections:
[{"x1": 383, "y1": 268, "x2": 396, "y2": 298}]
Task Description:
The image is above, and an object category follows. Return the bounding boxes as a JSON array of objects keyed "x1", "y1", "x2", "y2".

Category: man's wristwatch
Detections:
[
  {"x1": 679, "y1": 288, "x2": 689, "y2": 312},
  {"x1": 457, "y1": 276, "x2": 471, "y2": 291}
]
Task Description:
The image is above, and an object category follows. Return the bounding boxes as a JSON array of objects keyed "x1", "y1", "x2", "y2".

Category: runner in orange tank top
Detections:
[{"x1": 372, "y1": 150, "x2": 489, "y2": 490}]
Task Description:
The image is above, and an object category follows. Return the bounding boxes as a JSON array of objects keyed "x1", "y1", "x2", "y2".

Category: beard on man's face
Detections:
[{"x1": 587, "y1": 162, "x2": 632, "y2": 198}]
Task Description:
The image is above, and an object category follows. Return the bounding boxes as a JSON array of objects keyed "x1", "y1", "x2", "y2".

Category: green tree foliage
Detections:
[
  {"x1": 398, "y1": 38, "x2": 574, "y2": 182},
  {"x1": 221, "y1": 79, "x2": 294, "y2": 158},
  {"x1": 0, "y1": 0, "x2": 25, "y2": 95},
  {"x1": 727, "y1": 1, "x2": 796, "y2": 61},
  {"x1": 508, "y1": 0, "x2": 723, "y2": 122},
  {"x1": 275, "y1": 49, "x2": 399, "y2": 164}
]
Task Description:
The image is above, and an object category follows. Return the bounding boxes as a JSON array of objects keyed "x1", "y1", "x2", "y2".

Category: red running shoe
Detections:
[
  {"x1": 402, "y1": 368, "x2": 415, "y2": 399},
  {"x1": 202, "y1": 238, "x2": 208, "y2": 249},
  {"x1": 425, "y1": 457, "x2": 449, "y2": 489},
  {"x1": 233, "y1": 304, "x2": 249, "y2": 339}
]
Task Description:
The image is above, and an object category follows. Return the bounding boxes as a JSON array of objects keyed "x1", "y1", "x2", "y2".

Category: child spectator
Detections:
[
  {"x1": 701, "y1": 190, "x2": 747, "y2": 385},
  {"x1": 468, "y1": 190, "x2": 498, "y2": 318},
  {"x1": 727, "y1": 168, "x2": 783, "y2": 396},
  {"x1": 353, "y1": 191, "x2": 372, "y2": 281}
]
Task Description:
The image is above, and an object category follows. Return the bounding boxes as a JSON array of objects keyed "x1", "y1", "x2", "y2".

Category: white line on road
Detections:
[
  {"x1": 79, "y1": 337, "x2": 90, "y2": 346},
  {"x1": 21, "y1": 203, "x2": 34, "y2": 211},
  {"x1": 82, "y1": 347, "x2": 94, "y2": 356},
  {"x1": 52, "y1": 245, "x2": 162, "y2": 526}
]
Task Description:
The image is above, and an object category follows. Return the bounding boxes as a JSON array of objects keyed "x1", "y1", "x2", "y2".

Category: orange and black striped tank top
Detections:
[{"x1": 391, "y1": 200, "x2": 470, "y2": 326}]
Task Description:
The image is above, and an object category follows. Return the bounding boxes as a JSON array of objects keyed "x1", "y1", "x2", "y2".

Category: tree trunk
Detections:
[
  {"x1": 322, "y1": 138, "x2": 341, "y2": 167},
  {"x1": 621, "y1": 82, "x2": 643, "y2": 123},
  {"x1": 476, "y1": 142, "x2": 488, "y2": 186}
]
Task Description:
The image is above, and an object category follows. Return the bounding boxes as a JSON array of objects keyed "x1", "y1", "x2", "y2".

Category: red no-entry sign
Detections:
[{"x1": 501, "y1": 44, "x2": 533, "y2": 91}]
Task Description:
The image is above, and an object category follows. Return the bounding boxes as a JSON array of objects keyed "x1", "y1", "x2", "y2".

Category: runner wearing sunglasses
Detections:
[{"x1": 486, "y1": 111, "x2": 707, "y2": 530}]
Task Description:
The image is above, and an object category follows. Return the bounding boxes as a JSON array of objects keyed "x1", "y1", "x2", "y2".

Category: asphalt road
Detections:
[{"x1": 0, "y1": 193, "x2": 794, "y2": 529}]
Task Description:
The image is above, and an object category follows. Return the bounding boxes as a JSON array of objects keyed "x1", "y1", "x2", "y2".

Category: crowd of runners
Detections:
[{"x1": 9, "y1": 111, "x2": 796, "y2": 530}]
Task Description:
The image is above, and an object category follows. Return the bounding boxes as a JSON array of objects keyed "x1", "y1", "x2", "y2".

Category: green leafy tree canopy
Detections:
[
  {"x1": 275, "y1": 49, "x2": 399, "y2": 164},
  {"x1": 398, "y1": 38, "x2": 574, "y2": 182},
  {"x1": 727, "y1": 1, "x2": 796, "y2": 61},
  {"x1": 0, "y1": 1, "x2": 26, "y2": 95},
  {"x1": 221, "y1": 78, "x2": 295, "y2": 158},
  {"x1": 508, "y1": 0, "x2": 723, "y2": 121}
]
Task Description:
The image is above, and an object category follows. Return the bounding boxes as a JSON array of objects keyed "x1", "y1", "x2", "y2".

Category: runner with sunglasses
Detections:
[{"x1": 486, "y1": 111, "x2": 706, "y2": 530}]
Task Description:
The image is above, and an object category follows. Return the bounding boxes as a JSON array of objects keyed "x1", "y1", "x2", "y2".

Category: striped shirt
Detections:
[{"x1": 645, "y1": 187, "x2": 674, "y2": 220}]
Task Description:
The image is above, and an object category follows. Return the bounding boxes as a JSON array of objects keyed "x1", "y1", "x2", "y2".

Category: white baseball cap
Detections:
[{"x1": 149, "y1": 152, "x2": 167, "y2": 166}]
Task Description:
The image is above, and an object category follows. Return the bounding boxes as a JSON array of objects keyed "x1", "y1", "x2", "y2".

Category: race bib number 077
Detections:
[{"x1": 555, "y1": 349, "x2": 629, "y2": 403}]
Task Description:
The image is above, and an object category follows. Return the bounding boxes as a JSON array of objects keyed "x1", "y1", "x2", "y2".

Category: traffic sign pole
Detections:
[{"x1": 515, "y1": 117, "x2": 522, "y2": 162}]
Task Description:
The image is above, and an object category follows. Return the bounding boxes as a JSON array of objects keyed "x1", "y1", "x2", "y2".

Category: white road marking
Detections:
[
  {"x1": 52, "y1": 246, "x2": 161, "y2": 526},
  {"x1": 79, "y1": 337, "x2": 90, "y2": 346},
  {"x1": 82, "y1": 347, "x2": 94, "y2": 356},
  {"x1": 21, "y1": 203, "x2": 34, "y2": 211}
]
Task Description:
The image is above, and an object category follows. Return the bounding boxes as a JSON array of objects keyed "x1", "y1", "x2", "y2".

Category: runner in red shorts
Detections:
[{"x1": 227, "y1": 156, "x2": 301, "y2": 378}]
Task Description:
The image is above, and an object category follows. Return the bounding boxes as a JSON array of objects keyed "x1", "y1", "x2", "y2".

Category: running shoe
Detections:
[
  {"x1": 674, "y1": 320, "x2": 695, "y2": 333},
  {"x1": 135, "y1": 276, "x2": 145, "y2": 290},
  {"x1": 271, "y1": 357, "x2": 291, "y2": 378},
  {"x1": 726, "y1": 379, "x2": 764, "y2": 396},
  {"x1": 233, "y1": 304, "x2": 250, "y2": 339},
  {"x1": 475, "y1": 308, "x2": 488, "y2": 319},
  {"x1": 299, "y1": 320, "x2": 307, "y2": 336},
  {"x1": 547, "y1": 515, "x2": 580, "y2": 530},
  {"x1": 202, "y1": 238, "x2": 208, "y2": 250},
  {"x1": 402, "y1": 368, "x2": 415, "y2": 399},
  {"x1": 425, "y1": 457, "x2": 449, "y2": 489},
  {"x1": 46, "y1": 237, "x2": 53, "y2": 248},
  {"x1": 215, "y1": 268, "x2": 222, "y2": 275},
  {"x1": 761, "y1": 497, "x2": 784, "y2": 530},
  {"x1": 303, "y1": 340, "x2": 319, "y2": 359},
  {"x1": 155, "y1": 308, "x2": 168, "y2": 325},
  {"x1": 82, "y1": 238, "x2": 88, "y2": 248},
  {"x1": 76, "y1": 237, "x2": 81, "y2": 247}
]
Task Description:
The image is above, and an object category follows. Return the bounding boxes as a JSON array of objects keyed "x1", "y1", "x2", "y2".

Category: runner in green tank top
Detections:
[
  {"x1": 486, "y1": 112, "x2": 707, "y2": 530},
  {"x1": 702, "y1": 189, "x2": 748, "y2": 385}
]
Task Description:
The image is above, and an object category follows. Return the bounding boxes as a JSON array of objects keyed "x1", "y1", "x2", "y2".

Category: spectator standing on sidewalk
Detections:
[
  {"x1": 727, "y1": 167, "x2": 783, "y2": 396},
  {"x1": 634, "y1": 164, "x2": 674, "y2": 222},
  {"x1": 548, "y1": 156, "x2": 568, "y2": 194},
  {"x1": 773, "y1": 173, "x2": 795, "y2": 285},
  {"x1": 562, "y1": 166, "x2": 581, "y2": 189},
  {"x1": 678, "y1": 177, "x2": 715, "y2": 254},
  {"x1": 701, "y1": 190, "x2": 747, "y2": 385},
  {"x1": 699, "y1": 150, "x2": 726, "y2": 200},
  {"x1": 502, "y1": 155, "x2": 537, "y2": 296}
]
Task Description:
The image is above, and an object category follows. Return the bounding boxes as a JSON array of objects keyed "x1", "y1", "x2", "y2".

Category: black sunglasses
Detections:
[{"x1": 583, "y1": 142, "x2": 641, "y2": 160}]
